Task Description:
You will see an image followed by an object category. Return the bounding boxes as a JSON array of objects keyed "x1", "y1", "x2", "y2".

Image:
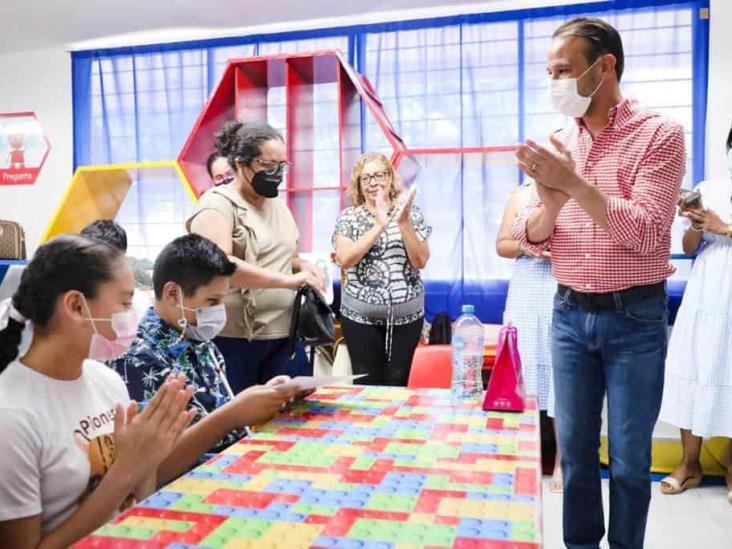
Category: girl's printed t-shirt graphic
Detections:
[
  {"x1": 72, "y1": 408, "x2": 136, "y2": 510},
  {"x1": 0, "y1": 360, "x2": 132, "y2": 531}
]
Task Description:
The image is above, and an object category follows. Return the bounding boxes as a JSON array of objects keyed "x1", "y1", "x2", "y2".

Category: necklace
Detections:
[{"x1": 363, "y1": 203, "x2": 394, "y2": 217}]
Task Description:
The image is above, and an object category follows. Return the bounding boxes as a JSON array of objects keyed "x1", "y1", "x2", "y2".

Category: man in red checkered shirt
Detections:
[{"x1": 513, "y1": 17, "x2": 685, "y2": 549}]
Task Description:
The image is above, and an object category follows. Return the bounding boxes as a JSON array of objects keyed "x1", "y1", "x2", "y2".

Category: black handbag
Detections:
[
  {"x1": 287, "y1": 285, "x2": 335, "y2": 358},
  {"x1": 428, "y1": 312, "x2": 452, "y2": 345}
]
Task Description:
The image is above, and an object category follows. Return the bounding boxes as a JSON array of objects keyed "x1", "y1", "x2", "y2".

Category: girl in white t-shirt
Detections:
[{"x1": 0, "y1": 235, "x2": 196, "y2": 548}]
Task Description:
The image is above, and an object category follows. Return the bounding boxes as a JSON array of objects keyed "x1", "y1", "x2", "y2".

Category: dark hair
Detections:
[
  {"x1": 214, "y1": 121, "x2": 283, "y2": 169},
  {"x1": 553, "y1": 17, "x2": 625, "y2": 82},
  {"x1": 0, "y1": 235, "x2": 124, "y2": 372},
  {"x1": 81, "y1": 219, "x2": 128, "y2": 252},
  {"x1": 726, "y1": 123, "x2": 731, "y2": 152},
  {"x1": 153, "y1": 234, "x2": 236, "y2": 299},
  {"x1": 206, "y1": 152, "x2": 230, "y2": 179}
]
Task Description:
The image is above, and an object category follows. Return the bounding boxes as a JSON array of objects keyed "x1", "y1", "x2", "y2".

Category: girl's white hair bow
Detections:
[{"x1": 0, "y1": 298, "x2": 27, "y2": 330}]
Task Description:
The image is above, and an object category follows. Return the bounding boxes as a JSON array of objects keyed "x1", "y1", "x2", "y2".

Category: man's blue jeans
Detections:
[{"x1": 552, "y1": 286, "x2": 667, "y2": 549}]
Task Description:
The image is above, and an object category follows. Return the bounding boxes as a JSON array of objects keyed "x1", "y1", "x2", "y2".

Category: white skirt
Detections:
[
  {"x1": 660, "y1": 238, "x2": 732, "y2": 438},
  {"x1": 503, "y1": 256, "x2": 556, "y2": 416}
]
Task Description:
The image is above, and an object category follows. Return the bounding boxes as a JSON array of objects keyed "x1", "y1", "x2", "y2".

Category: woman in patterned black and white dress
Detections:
[
  {"x1": 333, "y1": 152, "x2": 432, "y2": 386},
  {"x1": 497, "y1": 181, "x2": 560, "y2": 490}
]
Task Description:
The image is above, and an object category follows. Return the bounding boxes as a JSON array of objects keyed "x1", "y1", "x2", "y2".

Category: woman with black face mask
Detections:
[{"x1": 187, "y1": 121, "x2": 324, "y2": 394}]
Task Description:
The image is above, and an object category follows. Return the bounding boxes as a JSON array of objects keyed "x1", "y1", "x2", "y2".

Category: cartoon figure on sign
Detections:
[
  {"x1": 7, "y1": 133, "x2": 25, "y2": 169},
  {"x1": 73, "y1": 432, "x2": 136, "y2": 509},
  {"x1": 0, "y1": 113, "x2": 49, "y2": 186}
]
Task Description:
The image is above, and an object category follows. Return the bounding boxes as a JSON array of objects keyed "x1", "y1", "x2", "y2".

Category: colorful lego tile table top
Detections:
[{"x1": 77, "y1": 385, "x2": 542, "y2": 548}]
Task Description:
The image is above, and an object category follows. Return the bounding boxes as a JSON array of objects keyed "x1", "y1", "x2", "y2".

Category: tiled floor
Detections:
[{"x1": 542, "y1": 478, "x2": 732, "y2": 548}]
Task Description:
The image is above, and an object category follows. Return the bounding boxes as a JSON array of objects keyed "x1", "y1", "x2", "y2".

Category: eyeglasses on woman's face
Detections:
[
  {"x1": 212, "y1": 170, "x2": 235, "y2": 184},
  {"x1": 252, "y1": 158, "x2": 291, "y2": 176},
  {"x1": 360, "y1": 171, "x2": 388, "y2": 186}
]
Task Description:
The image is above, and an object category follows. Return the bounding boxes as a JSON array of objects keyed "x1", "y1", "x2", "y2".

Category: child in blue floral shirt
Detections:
[{"x1": 109, "y1": 234, "x2": 295, "y2": 483}]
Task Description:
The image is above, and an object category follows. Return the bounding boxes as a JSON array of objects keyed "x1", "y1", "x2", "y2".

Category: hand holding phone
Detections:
[{"x1": 678, "y1": 189, "x2": 702, "y2": 211}]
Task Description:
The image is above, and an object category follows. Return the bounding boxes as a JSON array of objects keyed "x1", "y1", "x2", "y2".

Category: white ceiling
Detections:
[{"x1": 0, "y1": 0, "x2": 583, "y2": 53}]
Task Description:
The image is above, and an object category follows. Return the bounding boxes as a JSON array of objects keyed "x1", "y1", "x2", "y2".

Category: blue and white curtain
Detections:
[
  {"x1": 72, "y1": 1, "x2": 706, "y2": 320},
  {"x1": 360, "y1": 5, "x2": 700, "y2": 317}
]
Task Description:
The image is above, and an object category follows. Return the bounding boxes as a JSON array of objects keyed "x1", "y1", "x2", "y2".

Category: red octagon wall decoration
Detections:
[
  {"x1": 0, "y1": 112, "x2": 51, "y2": 186},
  {"x1": 178, "y1": 49, "x2": 515, "y2": 250}
]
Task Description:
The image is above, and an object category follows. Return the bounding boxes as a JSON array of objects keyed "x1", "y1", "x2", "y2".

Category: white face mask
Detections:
[
  {"x1": 176, "y1": 288, "x2": 227, "y2": 342},
  {"x1": 727, "y1": 149, "x2": 732, "y2": 173},
  {"x1": 549, "y1": 57, "x2": 604, "y2": 118}
]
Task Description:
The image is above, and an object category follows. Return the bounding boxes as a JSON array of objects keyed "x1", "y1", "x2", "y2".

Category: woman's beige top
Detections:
[{"x1": 187, "y1": 184, "x2": 299, "y2": 340}]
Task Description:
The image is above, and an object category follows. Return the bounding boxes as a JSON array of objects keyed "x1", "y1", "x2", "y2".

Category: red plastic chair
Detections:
[{"x1": 407, "y1": 345, "x2": 452, "y2": 389}]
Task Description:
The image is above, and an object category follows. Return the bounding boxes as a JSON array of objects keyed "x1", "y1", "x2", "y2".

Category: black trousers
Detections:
[{"x1": 340, "y1": 316, "x2": 423, "y2": 387}]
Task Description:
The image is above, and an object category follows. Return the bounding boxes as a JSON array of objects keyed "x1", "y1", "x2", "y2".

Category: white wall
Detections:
[
  {"x1": 706, "y1": 0, "x2": 732, "y2": 180},
  {"x1": 0, "y1": 47, "x2": 73, "y2": 252}
]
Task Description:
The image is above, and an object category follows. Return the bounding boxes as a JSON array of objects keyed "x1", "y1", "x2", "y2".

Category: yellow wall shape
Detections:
[{"x1": 42, "y1": 161, "x2": 194, "y2": 242}]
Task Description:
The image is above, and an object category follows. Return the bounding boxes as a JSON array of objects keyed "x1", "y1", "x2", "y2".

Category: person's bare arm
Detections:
[
  {"x1": 0, "y1": 469, "x2": 144, "y2": 549},
  {"x1": 292, "y1": 253, "x2": 325, "y2": 293},
  {"x1": 681, "y1": 224, "x2": 703, "y2": 256},
  {"x1": 334, "y1": 226, "x2": 386, "y2": 270},
  {"x1": 512, "y1": 183, "x2": 568, "y2": 250},
  {"x1": 680, "y1": 206, "x2": 730, "y2": 256},
  {"x1": 394, "y1": 194, "x2": 429, "y2": 269},
  {"x1": 334, "y1": 194, "x2": 390, "y2": 270},
  {"x1": 496, "y1": 190, "x2": 523, "y2": 259},
  {"x1": 189, "y1": 209, "x2": 317, "y2": 290},
  {"x1": 497, "y1": 186, "x2": 550, "y2": 258},
  {"x1": 0, "y1": 515, "x2": 42, "y2": 549},
  {"x1": 399, "y1": 218, "x2": 430, "y2": 269},
  {"x1": 156, "y1": 385, "x2": 293, "y2": 484}
]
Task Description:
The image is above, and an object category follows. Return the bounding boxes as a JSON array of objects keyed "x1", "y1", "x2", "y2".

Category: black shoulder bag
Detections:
[{"x1": 287, "y1": 285, "x2": 335, "y2": 359}]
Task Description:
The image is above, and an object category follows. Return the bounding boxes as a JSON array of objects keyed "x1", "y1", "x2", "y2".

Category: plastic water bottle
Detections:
[{"x1": 451, "y1": 304, "x2": 485, "y2": 401}]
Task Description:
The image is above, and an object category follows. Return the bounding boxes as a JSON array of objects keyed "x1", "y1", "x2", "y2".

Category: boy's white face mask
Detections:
[{"x1": 176, "y1": 288, "x2": 227, "y2": 342}]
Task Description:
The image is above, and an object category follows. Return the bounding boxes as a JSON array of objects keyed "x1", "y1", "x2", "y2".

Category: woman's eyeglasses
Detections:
[
  {"x1": 212, "y1": 171, "x2": 235, "y2": 184},
  {"x1": 253, "y1": 158, "x2": 292, "y2": 176},
  {"x1": 360, "y1": 171, "x2": 388, "y2": 185}
]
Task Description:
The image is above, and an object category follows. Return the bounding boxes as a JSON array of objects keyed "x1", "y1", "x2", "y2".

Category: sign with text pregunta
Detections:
[{"x1": 0, "y1": 112, "x2": 51, "y2": 186}]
